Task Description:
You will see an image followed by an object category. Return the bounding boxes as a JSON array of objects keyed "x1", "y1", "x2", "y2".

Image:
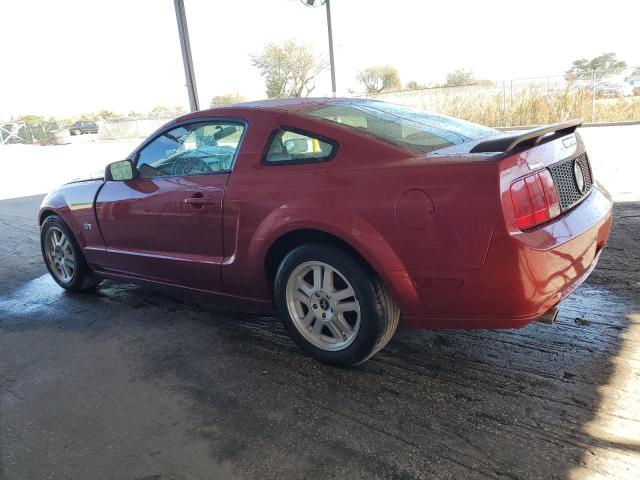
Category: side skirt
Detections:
[{"x1": 93, "y1": 268, "x2": 274, "y2": 314}]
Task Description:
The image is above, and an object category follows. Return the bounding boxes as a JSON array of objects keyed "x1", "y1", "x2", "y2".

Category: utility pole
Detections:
[
  {"x1": 325, "y1": 0, "x2": 337, "y2": 97},
  {"x1": 173, "y1": 0, "x2": 199, "y2": 111},
  {"x1": 300, "y1": 0, "x2": 337, "y2": 97}
]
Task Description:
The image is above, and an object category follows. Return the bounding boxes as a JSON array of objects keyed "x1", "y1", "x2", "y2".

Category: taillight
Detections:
[{"x1": 509, "y1": 170, "x2": 560, "y2": 230}]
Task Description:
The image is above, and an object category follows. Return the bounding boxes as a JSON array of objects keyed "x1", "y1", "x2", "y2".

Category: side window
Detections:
[
  {"x1": 264, "y1": 128, "x2": 335, "y2": 164},
  {"x1": 136, "y1": 121, "x2": 245, "y2": 178}
]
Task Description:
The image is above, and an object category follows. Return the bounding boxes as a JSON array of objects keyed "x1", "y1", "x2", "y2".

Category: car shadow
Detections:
[{"x1": 84, "y1": 273, "x2": 636, "y2": 479}]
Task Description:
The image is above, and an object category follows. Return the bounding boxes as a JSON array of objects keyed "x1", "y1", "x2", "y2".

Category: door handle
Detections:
[
  {"x1": 184, "y1": 193, "x2": 217, "y2": 207},
  {"x1": 184, "y1": 197, "x2": 217, "y2": 205}
]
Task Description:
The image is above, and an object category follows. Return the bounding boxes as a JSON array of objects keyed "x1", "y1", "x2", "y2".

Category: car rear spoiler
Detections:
[{"x1": 469, "y1": 119, "x2": 583, "y2": 153}]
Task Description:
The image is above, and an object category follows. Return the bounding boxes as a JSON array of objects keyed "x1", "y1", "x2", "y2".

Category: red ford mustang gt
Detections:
[{"x1": 39, "y1": 98, "x2": 612, "y2": 365}]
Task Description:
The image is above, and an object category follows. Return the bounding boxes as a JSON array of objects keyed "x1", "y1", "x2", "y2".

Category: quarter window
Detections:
[
  {"x1": 264, "y1": 128, "x2": 335, "y2": 164},
  {"x1": 136, "y1": 121, "x2": 245, "y2": 178}
]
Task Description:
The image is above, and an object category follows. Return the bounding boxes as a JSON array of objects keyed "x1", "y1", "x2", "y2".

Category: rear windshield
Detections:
[{"x1": 304, "y1": 100, "x2": 498, "y2": 154}]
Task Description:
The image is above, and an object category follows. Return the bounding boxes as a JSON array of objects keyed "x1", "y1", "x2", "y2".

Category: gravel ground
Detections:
[{"x1": 0, "y1": 195, "x2": 639, "y2": 480}]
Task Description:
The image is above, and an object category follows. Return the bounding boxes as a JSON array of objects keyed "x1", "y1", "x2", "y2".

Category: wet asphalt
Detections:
[{"x1": 1, "y1": 195, "x2": 639, "y2": 480}]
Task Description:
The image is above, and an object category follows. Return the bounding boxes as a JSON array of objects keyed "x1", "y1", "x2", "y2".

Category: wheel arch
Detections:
[
  {"x1": 264, "y1": 229, "x2": 376, "y2": 286},
  {"x1": 39, "y1": 206, "x2": 87, "y2": 248},
  {"x1": 39, "y1": 208, "x2": 58, "y2": 225},
  {"x1": 258, "y1": 222, "x2": 420, "y2": 315}
]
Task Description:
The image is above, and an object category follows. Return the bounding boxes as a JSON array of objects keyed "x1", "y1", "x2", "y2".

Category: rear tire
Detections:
[
  {"x1": 274, "y1": 244, "x2": 399, "y2": 366},
  {"x1": 40, "y1": 215, "x2": 101, "y2": 292}
]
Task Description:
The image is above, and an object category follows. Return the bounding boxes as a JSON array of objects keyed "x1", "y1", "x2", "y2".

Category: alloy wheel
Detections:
[
  {"x1": 44, "y1": 227, "x2": 76, "y2": 283},
  {"x1": 285, "y1": 261, "x2": 361, "y2": 351}
]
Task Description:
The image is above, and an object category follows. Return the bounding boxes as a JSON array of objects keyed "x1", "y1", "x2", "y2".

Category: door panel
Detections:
[
  {"x1": 93, "y1": 118, "x2": 246, "y2": 291},
  {"x1": 95, "y1": 173, "x2": 228, "y2": 291}
]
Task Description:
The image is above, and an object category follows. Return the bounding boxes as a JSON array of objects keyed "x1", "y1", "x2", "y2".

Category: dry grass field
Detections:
[{"x1": 375, "y1": 86, "x2": 640, "y2": 127}]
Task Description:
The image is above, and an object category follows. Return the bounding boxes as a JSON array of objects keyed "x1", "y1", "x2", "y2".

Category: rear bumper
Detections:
[{"x1": 397, "y1": 183, "x2": 613, "y2": 329}]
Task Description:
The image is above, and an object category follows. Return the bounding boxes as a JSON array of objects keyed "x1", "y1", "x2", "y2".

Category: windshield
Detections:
[{"x1": 305, "y1": 100, "x2": 498, "y2": 154}]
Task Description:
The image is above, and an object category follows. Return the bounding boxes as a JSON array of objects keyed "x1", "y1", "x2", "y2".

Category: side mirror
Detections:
[{"x1": 105, "y1": 159, "x2": 134, "y2": 181}]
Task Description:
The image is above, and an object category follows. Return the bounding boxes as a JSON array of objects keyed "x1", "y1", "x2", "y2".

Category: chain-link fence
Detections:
[
  {"x1": 360, "y1": 67, "x2": 640, "y2": 128},
  {"x1": 97, "y1": 116, "x2": 175, "y2": 141},
  {"x1": 0, "y1": 120, "x2": 62, "y2": 145},
  {"x1": 0, "y1": 116, "x2": 176, "y2": 145}
]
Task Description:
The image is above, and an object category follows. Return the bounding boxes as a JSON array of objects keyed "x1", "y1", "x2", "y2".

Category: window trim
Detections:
[
  {"x1": 261, "y1": 125, "x2": 339, "y2": 166},
  {"x1": 128, "y1": 116, "x2": 248, "y2": 179}
]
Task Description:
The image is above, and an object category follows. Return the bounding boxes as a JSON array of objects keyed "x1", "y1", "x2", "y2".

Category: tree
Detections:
[
  {"x1": 210, "y1": 93, "x2": 246, "y2": 106},
  {"x1": 251, "y1": 41, "x2": 328, "y2": 98},
  {"x1": 78, "y1": 112, "x2": 97, "y2": 121},
  {"x1": 149, "y1": 106, "x2": 172, "y2": 117},
  {"x1": 357, "y1": 66, "x2": 401, "y2": 93},
  {"x1": 445, "y1": 69, "x2": 475, "y2": 87},
  {"x1": 172, "y1": 105, "x2": 187, "y2": 115},
  {"x1": 443, "y1": 69, "x2": 493, "y2": 87},
  {"x1": 17, "y1": 114, "x2": 45, "y2": 125},
  {"x1": 565, "y1": 52, "x2": 627, "y2": 81},
  {"x1": 405, "y1": 80, "x2": 426, "y2": 90},
  {"x1": 96, "y1": 109, "x2": 117, "y2": 121}
]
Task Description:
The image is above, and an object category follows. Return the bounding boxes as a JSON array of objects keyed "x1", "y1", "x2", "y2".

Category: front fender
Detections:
[{"x1": 38, "y1": 180, "x2": 105, "y2": 255}]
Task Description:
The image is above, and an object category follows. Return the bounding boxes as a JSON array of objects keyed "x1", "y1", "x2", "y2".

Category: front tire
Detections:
[
  {"x1": 274, "y1": 244, "x2": 399, "y2": 366},
  {"x1": 41, "y1": 215, "x2": 101, "y2": 291}
]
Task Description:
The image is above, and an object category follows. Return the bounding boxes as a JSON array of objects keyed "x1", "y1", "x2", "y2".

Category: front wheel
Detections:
[
  {"x1": 274, "y1": 244, "x2": 400, "y2": 366},
  {"x1": 41, "y1": 215, "x2": 101, "y2": 291}
]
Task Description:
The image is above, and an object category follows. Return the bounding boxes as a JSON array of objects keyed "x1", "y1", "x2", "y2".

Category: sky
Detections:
[{"x1": 1, "y1": 0, "x2": 638, "y2": 119}]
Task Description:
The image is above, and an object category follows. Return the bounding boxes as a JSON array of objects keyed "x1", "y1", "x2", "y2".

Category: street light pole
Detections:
[
  {"x1": 301, "y1": 0, "x2": 337, "y2": 97},
  {"x1": 173, "y1": 0, "x2": 199, "y2": 111},
  {"x1": 325, "y1": 0, "x2": 337, "y2": 97}
]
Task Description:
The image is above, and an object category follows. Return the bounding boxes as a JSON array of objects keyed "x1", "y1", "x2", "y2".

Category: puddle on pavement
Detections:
[
  {"x1": 0, "y1": 274, "x2": 71, "y2": 318},
  {"x1": 1, "y1": 273, "x2": 636, "y2": 340}
]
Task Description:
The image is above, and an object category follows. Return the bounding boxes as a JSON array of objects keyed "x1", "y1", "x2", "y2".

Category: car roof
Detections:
[
  {"x1": 185, "y1": 97, "x2": 381, "y2": 117},
  {"x1": 234, "y1": 97, "x2": 359, "y2": 111}
]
